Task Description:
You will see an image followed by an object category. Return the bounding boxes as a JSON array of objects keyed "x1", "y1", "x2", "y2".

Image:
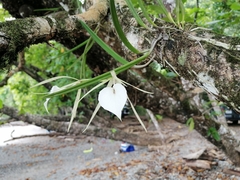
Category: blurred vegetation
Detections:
[
  {"x1": 185, "y1": 0, "x2": 240, "y2": 37},
  {"x1": 25, "y1": 42, "x2": 92, "y2": 114},
  {"x1": 0, "y1": 4, "x2": 11, "y2": 22},
  {"x1": 0, "y1": 40, "x2": 94, "y2": 114}
]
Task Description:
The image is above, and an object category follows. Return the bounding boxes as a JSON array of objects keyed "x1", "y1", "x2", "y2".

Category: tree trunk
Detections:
[
  {"x1": 0, "y1": 106, "x2": 164, "y2": 146},
  {"x1": 1, "y1": 0, "x2": 240, "y2": 165}
]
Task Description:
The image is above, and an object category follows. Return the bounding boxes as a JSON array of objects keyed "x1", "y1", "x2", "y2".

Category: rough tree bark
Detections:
[
  {"x1": 0, "y1": 106, "x2": 165, "y2": 146},
  {"x1": 1, "y1": 0, "x2": 240, "y2": 165}
]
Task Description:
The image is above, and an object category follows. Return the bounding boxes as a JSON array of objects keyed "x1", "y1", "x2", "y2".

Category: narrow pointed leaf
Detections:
[
  {"x1": 63, "y1": 39, "x2": 88, "y2": 55},
  {"x1": 175, "y1": 0, "x2": 185, "y2": 28},
  {"x1": 44, "y1": 52, "x2": 150, "y2": 98},
  {"x1": 34, "y1": 8, "x2": 60, "y2": 12},
  {"x1": 156, "y1": 0, "x2": 177, "y2": 26},
  {"x1": 176, "y1": 0, "x2": 180, "y2": 26},
  {"x1": 32, "y1": 76, "x2": 78, "y2": 88},
  {"x1": 110, "y1": 0, "x2": 141, "y2": 54},
  {"x1": 137, "y1": 0, "x2": 157, "y2": 27},
  {"x1": 125, "y1": 0, "x2": 150, "y2": 29},
  {"x1": 179, "y1": 0, "x2": 185, "y2": 27},
  {"x1": 80, "y1": 21, "x2": 129, "y2": 65},
  {"x1": 83, "y1": 147, "x2": 93, "y2": 153}
]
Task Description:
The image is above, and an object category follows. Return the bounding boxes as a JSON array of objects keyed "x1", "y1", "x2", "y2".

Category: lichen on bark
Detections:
[{"x1": 0, "y1": 19, "x2": 34, "y2": 68}]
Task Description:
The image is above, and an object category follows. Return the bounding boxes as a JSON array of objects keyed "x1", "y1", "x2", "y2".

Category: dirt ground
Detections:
[{"x1": 1, "y1": 118, "x2": 240, "y2": 180}]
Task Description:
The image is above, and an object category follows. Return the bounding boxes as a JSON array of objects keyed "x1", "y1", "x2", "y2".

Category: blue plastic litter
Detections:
[{"x1": 119, "y1": 143, "x2": 135, "y2": 153}]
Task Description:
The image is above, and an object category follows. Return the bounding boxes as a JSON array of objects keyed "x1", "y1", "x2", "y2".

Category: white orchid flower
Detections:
[
  {"x1": 98, "y1": 83, "x2": 127, "y2": 120},
  {"x1": 83, "y1": 71, "x2": 153, "y2": 132},
  {"x1": 43, "y1": 72, "x2": 153, "y2": 133}
]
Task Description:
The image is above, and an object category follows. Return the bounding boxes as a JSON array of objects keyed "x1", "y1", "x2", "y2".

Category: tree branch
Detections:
[
  {"x1": 0, "y1": 51, "x2": 25, "y2": 87},
  {"x1": 0, "y1": 0, "x2": 108, "y2": 68},
  {"x1": 21, "y1": 65, "x2": 52, "y2": 90}
]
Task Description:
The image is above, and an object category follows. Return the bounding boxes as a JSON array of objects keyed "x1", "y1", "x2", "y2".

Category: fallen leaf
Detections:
[
  {"x1": 83, "y1": 147, "x2": 93, "y2": 153},
  {"x1": 182, "y1": 148, "x2": 206, "y2": 160},
  {"x1": 223, "y1": 168, "x2": 240, "y2": 177},
  {"x1": 113, "y1": 171, "x2": 119, "y2": 176},
  {"x1": 185, "y1": 159, "x2": 211, "y2": 170}
]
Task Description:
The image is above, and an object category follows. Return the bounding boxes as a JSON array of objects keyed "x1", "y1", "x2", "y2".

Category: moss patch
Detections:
[{"x1": 0, "y1": 19, "x2": 35, "y2": 68}]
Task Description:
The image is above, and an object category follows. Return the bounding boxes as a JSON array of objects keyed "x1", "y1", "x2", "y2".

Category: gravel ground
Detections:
[{"x1": 0, "y1": 121, "x2": 240, "y2": 180}]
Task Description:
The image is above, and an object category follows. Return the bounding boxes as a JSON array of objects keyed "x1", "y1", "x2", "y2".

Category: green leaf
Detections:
[
  {"x1": 44, "y1": 52, "x2": 150, "y2": 98},
  {"x1": 160, "y1": 69, "x2": 167, "y2": 76},
  {"x1": 166, "y1": 72, "x2": 177, "y2": 78},
  {"x1": 147, "y1": 5, "x2": 165, "y2": 16},
  {"x1": 125, "y1": 0, "x2": 150, "y2": 29},
  {"x1": 32, "y1": 76, "x2": 78, "y2": 88},
  {"x1": 178, "y1": 0, "x2": 185, "y2": 27},
  {"x1": 34, "y1": 8, "x2": 60, "y2": 12},
  {"x1": 186, "y1": 117, "x2": 194, "y2": 131},
  {"x1": 230, "y1": 2, "x2": 240, "y2": 10},
  {"x1": 110, "y1": 0, "x2": 141, "y2": 54},
  {"x1": 146, "y1": 5, "x2": 164, "y2": 16},
  {"x1": 80, "y1": 36, "x2": 95, "y2": 79},
  {"x1": 213, "y1": 132, "x2": 220, "y2": 141},
  {"x1": 155, "y1": 114, "x2": 163, "y2": 121},
  {"x1": 0, "y1": 99, "x2": 3, "y2": 109},
  {"x1": 156, "y1": 0, "x2": 177, "y2": 26},
  {"x1": 150, "y1": 61, "x2": 162, "y2": 72},
  {"x1": 137, "y1": 0, "x2": 157, "y2": 27},
  {"x1": 111, "y1": 128, "x2": 117, "y2": 133},
  {"x1": 0, "y1": 120, "x2": 6, "y2": 125},
  {"x1": 80, "y1": 21, "x2": 129, "y2": 65},
  {"x1": 176, "y1": 0, "x2": 180, "y2": 26},
  {"x1": 207, "y1": 127, "x2": 220, "y2": 141},
  {"x1": 83, "y1": 147, "x2": 93, "y2": 153},
  {"x1": 63, "y1": 40, "x2": 88, "y2": 55}
]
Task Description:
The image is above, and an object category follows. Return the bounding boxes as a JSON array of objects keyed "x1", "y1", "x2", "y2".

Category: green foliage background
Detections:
[
  {"x1": 185, "y1": 0, "x2": 240, "y2": 37},
  {"x1": 0, "y1": 41, "x2": 93, "y2": 114}
]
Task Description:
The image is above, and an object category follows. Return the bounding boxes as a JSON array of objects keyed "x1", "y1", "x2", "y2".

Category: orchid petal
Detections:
[
  {"x1": 44, "y1": 86, "x2": 61, "y2": 113},
  {"x1": 98, "y1": 83, "x2": 127, "y2": 120}
]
